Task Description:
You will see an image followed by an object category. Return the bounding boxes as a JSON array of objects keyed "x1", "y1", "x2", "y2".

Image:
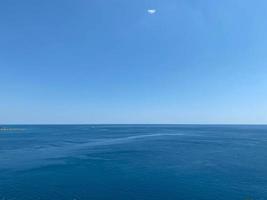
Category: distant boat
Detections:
[
  {"x1": 0, "y1": 127, "x2": 23, "y2": 131},
  {"x1": 0, "y1": 127, "x2": 7, "y2": 131}
]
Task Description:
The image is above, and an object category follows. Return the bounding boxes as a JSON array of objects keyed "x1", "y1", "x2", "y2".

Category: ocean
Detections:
[{"x1": 0, "y1": 125, "x2": 267, "y2": 200}]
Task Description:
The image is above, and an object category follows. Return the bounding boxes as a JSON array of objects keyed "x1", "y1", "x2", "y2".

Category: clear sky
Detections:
[{"x1": 1, "y1": 0, "x2": 267, "y2": 124}]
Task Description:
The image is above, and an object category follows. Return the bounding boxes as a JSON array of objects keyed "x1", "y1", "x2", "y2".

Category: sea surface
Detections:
[{"x1": 0, "y1": 125, "x2": 267, "y2": 200}]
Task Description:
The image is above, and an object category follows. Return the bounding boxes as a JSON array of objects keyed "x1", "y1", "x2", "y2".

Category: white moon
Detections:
[{"x1": 147, "y1": 9, "x2": 156, "y2": 14}]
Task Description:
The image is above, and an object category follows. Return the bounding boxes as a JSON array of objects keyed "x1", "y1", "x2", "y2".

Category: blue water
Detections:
[{"x1": 0, "y1": 125, "x2": 267, "y2": 200}]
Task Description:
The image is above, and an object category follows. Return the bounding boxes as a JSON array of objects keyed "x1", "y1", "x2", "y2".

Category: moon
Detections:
[{"x1": 147, "y1": 9, "x2": 156, "y2": 14}]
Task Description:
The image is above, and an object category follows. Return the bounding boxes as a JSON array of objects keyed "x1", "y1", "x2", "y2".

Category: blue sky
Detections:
[{"x1": 1, "y1": 0, "x2": 267, "y2": 124}]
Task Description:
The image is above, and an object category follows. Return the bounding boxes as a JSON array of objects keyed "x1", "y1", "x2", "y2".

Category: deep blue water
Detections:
[{"x1": 0, "y1": 125, "x2": 267, "y2": 200}]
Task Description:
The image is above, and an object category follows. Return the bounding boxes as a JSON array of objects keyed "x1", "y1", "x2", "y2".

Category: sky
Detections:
[{"x1": 1, "y1": 0, "x2": 267, "y2": 124}]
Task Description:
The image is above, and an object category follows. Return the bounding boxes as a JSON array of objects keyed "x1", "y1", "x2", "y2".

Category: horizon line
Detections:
[{"x1": 1, "y1": 123, "x2": 267, "y2": 126}]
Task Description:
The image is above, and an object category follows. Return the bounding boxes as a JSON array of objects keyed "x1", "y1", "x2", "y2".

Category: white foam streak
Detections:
[{"x1": 80, "y1": 133, "x2": 183, "y2": 147}]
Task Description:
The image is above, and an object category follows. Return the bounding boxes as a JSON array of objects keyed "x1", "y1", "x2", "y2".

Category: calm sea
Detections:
[{"x1": 0, "y1": 125, "x2": 267, "y2": 200}]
